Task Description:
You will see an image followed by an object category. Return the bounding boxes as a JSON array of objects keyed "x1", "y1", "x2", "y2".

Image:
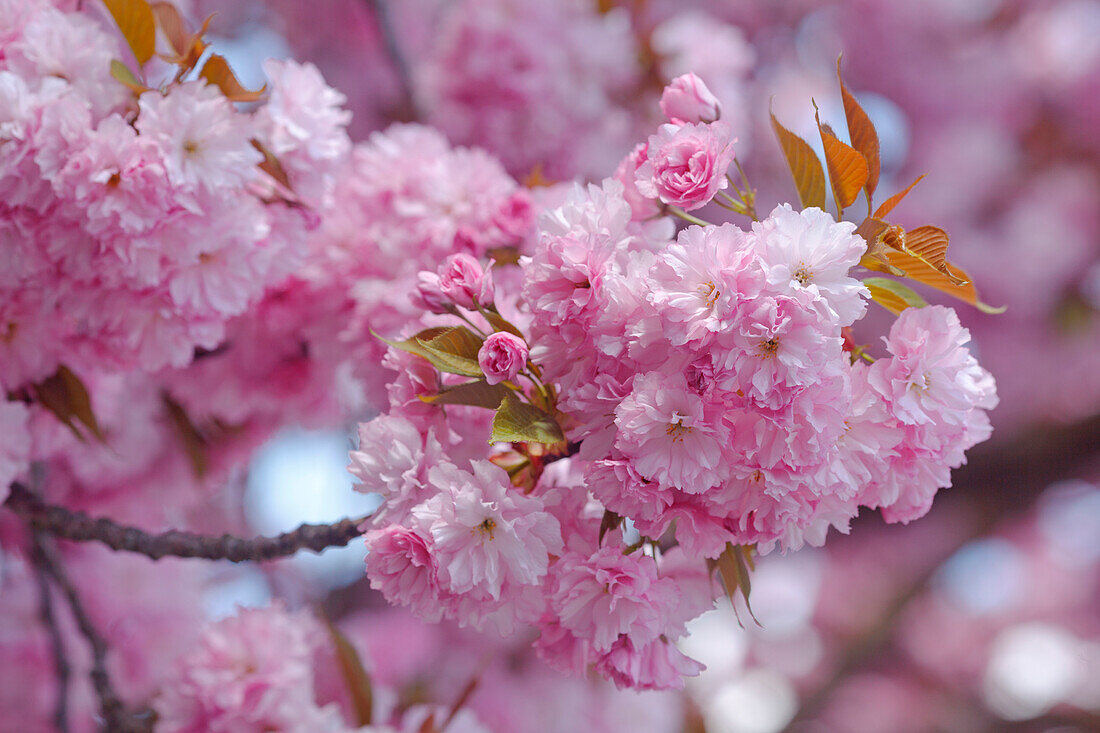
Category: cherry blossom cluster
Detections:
[
  {"x1": 0, "y1": 0, "x2": 322, "y2": 391},
  {"x1": 349, "y1": 73, "x2": 998, "y2": 690}
]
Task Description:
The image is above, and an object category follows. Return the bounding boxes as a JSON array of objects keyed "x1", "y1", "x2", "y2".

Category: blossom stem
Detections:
[
  {"x1": 4, "y1": 483, "x2": 366, "y2": 562},
  {"x1": 455, "y1": 311, "x2": 490, "y2": 338},
  {"x1": 732, "y1": 160, "x2": 759, "y2": 221},
  {"x1": 667, "y1": 207, "x2": 712, "y2": 227}
]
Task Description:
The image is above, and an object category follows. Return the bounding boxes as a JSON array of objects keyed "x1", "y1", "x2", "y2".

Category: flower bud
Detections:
[
  {"x1": 414, "y1": 271, "x2": 452, "y2": 313},
  {"x1": 438, "y1": 254, "x2": 489, "y2": 309},
  {"x1": 659, "y1": 73, "x2": 721, "y2": 125},
  {"x1": 478, "y1": 331, "x2": 529, "y2": 385}
]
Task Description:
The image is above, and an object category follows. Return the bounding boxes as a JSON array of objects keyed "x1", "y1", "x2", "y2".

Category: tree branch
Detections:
[
  {"x1": 30, "y1": 539, "x2": 71, "y2": 733},
  {"x1": 5, "y1": 483, "x2": 365, "y2": 562},
  {"x1": 29, "y1": 531, "x2": 145, "y2": 732}
]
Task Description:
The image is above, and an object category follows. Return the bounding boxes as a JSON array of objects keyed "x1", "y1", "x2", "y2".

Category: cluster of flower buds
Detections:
[{"x1": 349, "y1": 69, "x2": 999, "y2": 690}]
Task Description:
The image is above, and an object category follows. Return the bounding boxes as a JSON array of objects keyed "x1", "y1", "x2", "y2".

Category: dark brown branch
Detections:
[
  {"x1": 30, "y1": 532, "x2": 140, "y2": 732},
  {"x1": 5, "y1": 483, "x2": 365, "y2": 562},
  {"x1": 30, "y1": 540, "x2": 71, "y2": 733}
]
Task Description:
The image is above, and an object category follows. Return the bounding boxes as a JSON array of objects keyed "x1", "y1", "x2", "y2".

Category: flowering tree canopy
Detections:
[{"x1": 3, "y1": 1, "x2": 1098, "y2": 732}]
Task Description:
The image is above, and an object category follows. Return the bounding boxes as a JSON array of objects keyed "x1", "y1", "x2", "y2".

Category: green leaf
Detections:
[
  {"x1": 33, "y1": 366, "x2": 105, "y2": 443},
  {"x1": 376, "y1": 326, "x2": 453, "y2": 365},
  {"x1": 102, "y1": 0, "x2": 156, "y2": 66},
  {"x1": 770, "y1": 107, "x2": 827, "y2": 211},
  {"x1": 864, "y1": 277, "x2": 929, "y2": 315},
  {"x1": 322, "y1": 618, "x2": 373, "y2": 726},
  {"x1": 490, "y1": 394, "x2": 564, "y2": 446},
  {"x1": 417, "y1": 327, "x2": 484, "y2": 377},
  {"x1": 420, "y1": 380, "x2": 511, "y2": 409},
  {"x1": 109, "y1": 59, "x2": 147, "y2": 93}
]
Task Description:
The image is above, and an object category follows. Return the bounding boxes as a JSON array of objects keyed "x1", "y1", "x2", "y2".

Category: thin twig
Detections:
[
  {"x1": 30, "y1": 532, "x2": 135, "y2": 732},
  {"x1": 365, "y1": 0, "x2": 421, "y2": 121},
  {"x1": 5, "y1": 484, "x2": 365, "y2": 562},
  {"x1": 30, "y1": 541, "x2": 71, "y2": 733}
]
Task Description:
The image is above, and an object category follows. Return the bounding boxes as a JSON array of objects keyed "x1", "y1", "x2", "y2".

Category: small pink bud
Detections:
[
  {"x1": 438, "y1": 254, "x2": 489, "y2": 309},
  {"x1": 660, "y1": 73, "x2": 722, "y2": 125},
  {"x1": 478, "y1": 331, "x2": 529, "y2": 385},
  {"x1": 414, "y1": 271, "x2": 452, "y2": 313}
]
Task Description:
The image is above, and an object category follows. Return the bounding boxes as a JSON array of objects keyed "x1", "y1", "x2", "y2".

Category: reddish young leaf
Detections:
[
  {"x1": 152, "y1": 4, "x2": 212, "y2": 74},
  {"x1": 904, "y1": 225, "x2": 954, "y2": 279},
  {"x1": 163, "y1": 395, "x2": 208, "y2": 477},
  {"x1": 322, "y1": 618, "x2": 374, "y2": 726},
  {"x1": 199, "y1": 55, "x2": 266, "y2": 102},
  {"x1": 598, "y1": 510, "x2": 623, "y2": 546},
  {"x1": 150, "y1": 1, "x2": 188, "y2": 57},
  {"x1": 250, "y1": 139, "x2": 294, "y2": 191},
  {"x1": 770, "y1": 109, "x2": 827, "y2": 211},
  {"x1": 815, "y1": 109, "x2": 869, "y2": 215},
  {"x1": 874, "y1": 174, "x2": 926, "y2": 219},
  {"x1": 837, "y1": 58, "x2": 881, "y2": 200},
  {"x1": 855, "y1": 217, "x2": 901, "y2": 273},
  {"x1": 522, "y1": 163, "x2": 555, "y2": 189},
  {"x1": 32, "y1": 366, "x2": 105, "y2": 443},
  {"x1": 102, "y1": 0, "x2": 156, "y2": 66},
  {"x1": 712, "y1": 543, "x2": 759, "y2": 627},
  {"x1": 885, "y1": 250, "x2": 1006, "y2": 314}
]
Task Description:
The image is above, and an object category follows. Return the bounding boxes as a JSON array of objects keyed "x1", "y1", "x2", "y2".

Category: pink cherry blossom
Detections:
[
  {"x1": 613, "y1": 142, "x2": 663, "y2": 221},
  {"x1": 364, "y1": 524, "x2": 448, "y2": 623},
  {"x1": 545, "y1": 547, "x2": 678, "y2": 651},
  {"x1": 868, "y1": 305, "x2": 999, "y2": 428},
  {"x1": 136, "y1": 82, "x2": 262, "y2": 192},
  {"x1": 614, "y1": 370, "x2": 731, "y2": 492},
  {"x1": 153, "y1": 604, "x2": 349, "y2": 733},
  {"x1": 594, "y1": 635, "x2": 705, "y2": 691},
  {"x1": 753, "y1": 204, "x2": 870, "y2": 327},
  {"x1": 411, "y1": 460, "x2": 563, "y2": 600},
  {"x1": 478, "y1": 331, "x2": 528, "y2": 385},
  {"x1": 635, "y1": 121, "x2": 736, "y2": 211},
  {"x1": 646, "y1": 222, "x2": 763, "y2": 345},
  {"x1": 348, "y1": 414, "x2": 444, "y2": 522}
]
